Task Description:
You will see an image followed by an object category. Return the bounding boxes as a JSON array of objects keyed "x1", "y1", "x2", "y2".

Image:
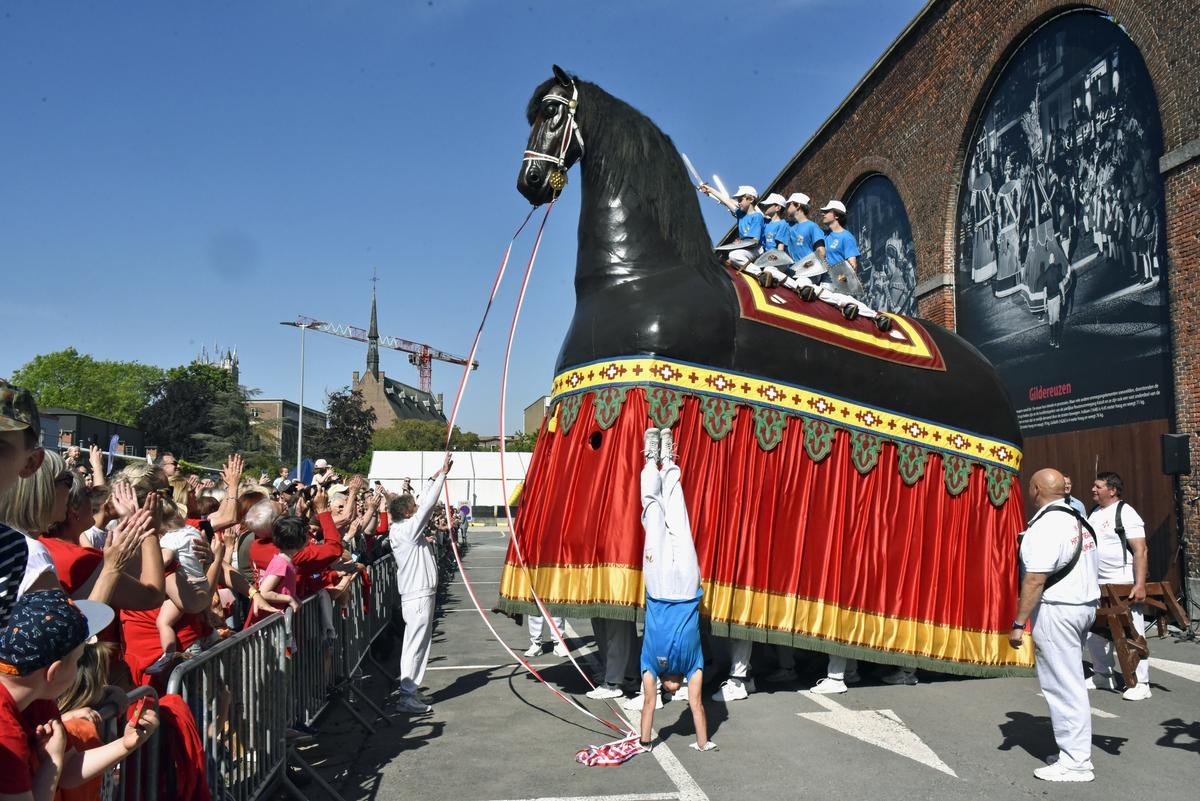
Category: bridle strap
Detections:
[{"x1": 522, "y1": 82, "x2": 585, "y2": 171}]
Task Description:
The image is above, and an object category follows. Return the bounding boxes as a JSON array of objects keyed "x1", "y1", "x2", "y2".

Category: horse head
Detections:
[{"x1": 517, "y1": 65, "x2": 585, "y2": 206}]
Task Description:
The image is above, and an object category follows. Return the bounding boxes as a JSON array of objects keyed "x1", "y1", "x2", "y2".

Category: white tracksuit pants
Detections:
[
  {"x1": 1086, "y1": 602, "x2": 1149, "y2": 685},
  {"x1": 641, "y1": 458, "x2": 700, "y2": 601},
  {"x1": 1033, "y1": 601, "x2": 1097, "y2": 772},
  {"x1": 400, "y1": 593, "x2": 436, "y2": 695},
  {"x1": 528, "y1": 614, "x2": 565, "y2": 646}
]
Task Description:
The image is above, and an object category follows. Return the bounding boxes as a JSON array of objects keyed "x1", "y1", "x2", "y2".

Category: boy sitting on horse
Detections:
[{"x1": 699, "y1": 183, "x2": 763, "y2": 270}]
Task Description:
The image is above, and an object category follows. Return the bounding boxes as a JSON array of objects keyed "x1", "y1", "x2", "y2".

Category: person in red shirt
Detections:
[
  {"x1": 0, "y1": 590, "x2": 158, "y2": 801},
  {"x1": 248, "y1": 486, "x2": 344, "y2": 601}
]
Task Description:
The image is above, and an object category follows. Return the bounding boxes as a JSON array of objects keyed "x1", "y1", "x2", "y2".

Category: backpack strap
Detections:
[
  {"x1": 1113, "y1": 500, "x2": 1129, "y2": 565},
  {"x1": 1028, "y1": 505, "x2": 1097, "y2": 591}
]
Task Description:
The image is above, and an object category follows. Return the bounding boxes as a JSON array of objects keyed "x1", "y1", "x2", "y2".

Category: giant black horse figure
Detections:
[{"x1": 502, "y1": 66, "x2": 1031, "y2": 677}]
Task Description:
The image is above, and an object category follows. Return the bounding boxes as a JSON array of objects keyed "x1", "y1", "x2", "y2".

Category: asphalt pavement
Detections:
[{"x1": 297, "y1": 527, "x2": 1200, "y2": 801}]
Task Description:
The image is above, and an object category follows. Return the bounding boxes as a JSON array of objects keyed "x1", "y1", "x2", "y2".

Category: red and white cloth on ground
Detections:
[{"x1": 574, "y1": 733, "x2": 649, "y2": 766}]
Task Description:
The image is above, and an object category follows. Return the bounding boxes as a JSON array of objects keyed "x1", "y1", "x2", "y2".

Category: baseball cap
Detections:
[
  {"x1": 787, "y1": 192, "x2": 811, "y2": 207},
  {"x1": 820, "y1": 200, "x2": 847, "y2": 214},
  {"x1": 732, "y1": 185, "x2": 758, "y2": 199},
  {"x1": 0, "y1": 379, "x2": 40, "y2": 440},
  {"x1": 761, "y1": 193, "x2": 788, "y2": 208},
  {"x1": 0, "y1": 589, "x2": 113, "y2": 676},
  {"x1": 327, "y1": 483, "x2": 349, "y2": 496},
  {"x1": 314, "y1": 458, "x2": 329, "y2": 470}
]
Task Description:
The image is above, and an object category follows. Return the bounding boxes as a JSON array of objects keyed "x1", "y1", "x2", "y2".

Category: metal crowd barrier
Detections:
[
  {"x1": 150, "y1": 553, "x2": 402, "y2": 801},
  {"x1": 97, "y1": 685, "x2": 161, "y2": 801}
]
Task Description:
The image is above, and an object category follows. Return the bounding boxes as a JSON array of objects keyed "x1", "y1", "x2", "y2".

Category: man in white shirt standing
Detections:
[
  {"x1": 1084, "y1": 471, "x2": 1151, "y2": 700},
  {"x1": 1012, "y1": 467, "x2": 1099, "y2": 782},
  {"x1": 388, "y1": 453, "x2": 452, "y2": 714}
]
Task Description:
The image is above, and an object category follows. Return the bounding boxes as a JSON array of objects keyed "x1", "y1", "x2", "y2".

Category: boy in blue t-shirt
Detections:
[
  {"x1": 820, "y1": 200, "x2": 861, "y2": 270},
  {"x1": 784, "y1": 192, "x2": 826, "y2": 266},
  {"x1": 700, "y1": 183, "x2": 763, "y2": 269},
  {"x1": 635, "y1": 427, "x2": 715, "y2": 753}
]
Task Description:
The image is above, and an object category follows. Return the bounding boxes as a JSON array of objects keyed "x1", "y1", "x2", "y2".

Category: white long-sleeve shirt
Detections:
[{"x1": 388, "y1": 474, "x2": 446, "y2": 600}]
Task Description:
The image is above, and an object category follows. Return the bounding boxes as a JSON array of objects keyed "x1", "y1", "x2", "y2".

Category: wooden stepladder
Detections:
[{"x1": 1091, "y1": 581, "x2": 1190, "y2": 687}]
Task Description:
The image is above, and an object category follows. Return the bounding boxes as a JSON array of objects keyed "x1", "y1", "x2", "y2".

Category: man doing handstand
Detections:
[{"x1": 637, "y1": 426, "x2": 715, "y2": 752}]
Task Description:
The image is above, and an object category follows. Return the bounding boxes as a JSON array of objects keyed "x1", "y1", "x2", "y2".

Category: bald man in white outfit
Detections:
[{"x1": 1012, "y1": 468, "x2": 1099, "y2": 782}]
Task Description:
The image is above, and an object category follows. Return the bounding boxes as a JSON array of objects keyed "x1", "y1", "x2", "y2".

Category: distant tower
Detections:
[
  {"x1": 367, "y1": 286, "x2": 380, "y2": 379},
  {"x1": 222, "y1": 348, "x2": 240, "y2": 385}
]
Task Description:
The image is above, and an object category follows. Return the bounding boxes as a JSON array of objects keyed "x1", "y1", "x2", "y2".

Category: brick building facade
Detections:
[{"x1": 760, "y1": 0, "x2": 1200, "y2": 602}]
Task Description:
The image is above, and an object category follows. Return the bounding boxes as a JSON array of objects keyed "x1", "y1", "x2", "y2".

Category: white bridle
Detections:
[{"x1": 522, "y1": 80, "x2": 585, "y2": 175}]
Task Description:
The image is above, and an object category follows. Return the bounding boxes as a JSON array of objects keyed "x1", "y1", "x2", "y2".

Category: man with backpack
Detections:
[
  {"x1": 1011, "y1": 467, "x2": 1099, "y2": 782},
  {"x1": 1084, "y1": 471, "x2": 1152, "y2": 700}
]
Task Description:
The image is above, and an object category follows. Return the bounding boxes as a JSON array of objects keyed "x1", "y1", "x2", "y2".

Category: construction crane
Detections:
[{"x1": 291, "y1": 313, "x2": 477, "y2": 394}]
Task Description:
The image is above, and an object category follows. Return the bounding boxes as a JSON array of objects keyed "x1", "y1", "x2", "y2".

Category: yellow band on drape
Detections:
[{"x1": 500, "y1": 562, "x2": 1034, "y2": 669}]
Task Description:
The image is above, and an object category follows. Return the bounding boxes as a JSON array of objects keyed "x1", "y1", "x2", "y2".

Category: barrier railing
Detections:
[
  {"x1": 97, "y1": 685, "x2": 161, "y2": 801},
  {"x1": 155, "y1": 553, "x2": 400, "y2": 801}
]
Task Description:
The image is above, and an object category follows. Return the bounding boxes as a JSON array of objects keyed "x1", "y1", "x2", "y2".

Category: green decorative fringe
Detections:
[
  {"x1": 593, "y1": 386, "x2": 628, "y2": 430},
  {"x1": 645, "y1": 386, "x2": 684, "y2": 429},
  {"x1": 753, "y1": 406, "x2": 788, "y2": 452},
  {"x1": 700, "y1": 395, "x2": 737, "y2": 440},
  {"x1": 802, "y1": 418, "x2": 836, "y2": 462},
  {"x1": 849, "y1": 430, "x2": 882, "y2": 474},
  {"x1": 944, "y1": 454, "x2": 971, "y2": 496},
  {"x1": 896, "y1": 442, "x2": 929, "y2": 486},
  {"x1": 557, "y1": 394, "x2": 582, "y2": 434},
  {"x1": 987, "y1": 466, "x2": 1012, "y2": 508}
]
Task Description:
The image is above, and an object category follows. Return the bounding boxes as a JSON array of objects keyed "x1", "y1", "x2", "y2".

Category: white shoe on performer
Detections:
[
  {"x1": 643, "y1": 428, "x2": 661, "y2": 462},
  {"x1": 585, "y1": 683, "x2": 624, "y2": 700},
  {"x1": 622, "y1": 690, "x2": 664, "y2": 711},
  {"x1": 809, "y1": 677, "x2": 848, "y2": 695},
  {"x1": 659, "y1": 428, "x2": 675, "y2": 463},
  {"x1": 553, "y1": 641, "x2": 571, "y2": 658},
  {"x1": 1122, "y1": 682, "x2": 1152, "y2": 701},
  {"x1": 711, "y1": 678, "x2": 751, "y2": 702}
]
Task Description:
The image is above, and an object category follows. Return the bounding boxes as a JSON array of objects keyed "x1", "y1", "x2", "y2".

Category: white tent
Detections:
[{"x1": 368, "y1": 450, "x2": 532, "y2": 509}]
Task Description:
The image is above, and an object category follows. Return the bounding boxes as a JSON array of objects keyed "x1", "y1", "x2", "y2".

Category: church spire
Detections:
[{"x1": 367, "y1": 277, "x2": 380, "y2": 379}]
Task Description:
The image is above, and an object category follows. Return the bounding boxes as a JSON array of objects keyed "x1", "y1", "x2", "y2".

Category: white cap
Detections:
[
  {"x1": 732, "y1": 185, "x2": 758, "y2": 199},
  {"x1": 787, "y1": 192, "x2": 811, "y2": 207},
  {"x1": 314, "y1": 458, "x2": 329, "y2": 469},
  {"x1": 761, "y1": 193, "x2": 788, "y2": 208},
  {"x1": 820, "y1": 200, "x2": 847, "y2": 214}
]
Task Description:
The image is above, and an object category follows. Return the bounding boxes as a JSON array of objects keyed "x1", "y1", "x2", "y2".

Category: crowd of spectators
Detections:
[{"x1": 0, "y1": 376, "x2": 467, "y2": 800}]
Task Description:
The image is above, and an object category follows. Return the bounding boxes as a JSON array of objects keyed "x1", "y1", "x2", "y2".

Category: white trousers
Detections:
[
  {"x1": 1033, "y1": 602, "x2": 1097, "y2": 771},
  {"x1": 641, "y1": 459, "x2": 700, "y2": 601},
  {"x1": 728, "y1": 247, "x2": 761, "y2": 269},
  {"x1": 527, "y1": 614, "x2": 564, "y2": 645},
  {"x1": 400, "y1": 594, "x2": 436, "y2": 694},
  {"x1": 1086, "y1": 602, "x2": 1149, "y2": 685}
]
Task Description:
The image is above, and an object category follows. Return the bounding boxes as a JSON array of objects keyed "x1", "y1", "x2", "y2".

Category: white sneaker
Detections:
[
  {"x1": 643, "y1": 428, "x2": 661, "y2": 462},
  {"x1": 809, "y1": 677, "x2": 848, "y2": 694},
  {"x1": 711, "y1": 678, "x2": 750, "y2": 702},
  {"x1": 659, "y1": 428, "x2": 675, "y2": 462},
  {"x1": 585, "y1": 684, "x2": 624, "y2": 700},
  {"x1": 881, "y1": 668, "x2": 918, "y2": 686},
  {"x1": 396, "y1": 695, "x2": 432, "y2": 714},
  {"x1": 1085, "y1": 672, "x2": 1117, "y2": 691},
  {"x1": 1122, "y1": 682, "x2": 1152, "y2": 701},
  {"x1": 523, "y1": 643, "x2": 542, "y2": 658},
  {"x1": 764, "y1": 667, "x2": 798, "y2": 683},
  {"x1": 553, "y1": 641, "x2": 570, "y2": 658},
  {"x1": 1033, "y1": 763, "x2": 1094, "y2": 782},
  {"x1": 622, "y1": 691, "x2": 664, "y2": 711}
]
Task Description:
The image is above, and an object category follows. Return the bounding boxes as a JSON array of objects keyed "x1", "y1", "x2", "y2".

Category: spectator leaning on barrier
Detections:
[{"x1": 389, "y1": 453, "x2": 452, "y2": 715}]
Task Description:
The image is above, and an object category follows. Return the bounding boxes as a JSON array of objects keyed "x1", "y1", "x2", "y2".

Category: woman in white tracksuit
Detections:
[{"x1": 388, "y1": 453, "x2": 452, "y2": 714}]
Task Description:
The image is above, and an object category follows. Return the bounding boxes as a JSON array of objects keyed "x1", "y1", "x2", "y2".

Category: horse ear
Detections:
[{"x1": 552, "y1": 64, "x2": 572, "y2": 88}]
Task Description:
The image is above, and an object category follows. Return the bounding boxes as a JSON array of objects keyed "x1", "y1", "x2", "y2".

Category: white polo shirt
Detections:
[
  {"x1": 1019, "y1": 500, "x2": 1099, "y2": 605},
  {"x1": 1087, "y1": 501, "x2": 1145, "y2": 583}
]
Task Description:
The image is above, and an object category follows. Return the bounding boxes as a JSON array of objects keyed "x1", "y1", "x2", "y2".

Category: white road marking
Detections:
[
  {"x1": 797, "y1": 690, "x2": 957, "y2": 777},
  {"x1": 619, "y1": 710, "x2": 710, "y2": 801},
  {"x1": 1151, "y1": 657, "x2": 1200, "y2": 683},
  {"x1": 1036, "y1": 692, "x2": 1118, "y2": 718},
  {"x1": 468, "y1": 794, "x2": 677, "y2": 801}
]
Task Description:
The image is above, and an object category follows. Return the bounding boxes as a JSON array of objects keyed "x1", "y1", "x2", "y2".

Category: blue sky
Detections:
[{"x1": 0, "y1": 0, "x2": 925, "y2": 436}]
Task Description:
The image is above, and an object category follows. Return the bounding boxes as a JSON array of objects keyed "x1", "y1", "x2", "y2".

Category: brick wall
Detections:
[{"x1": 769, "y1": 0, "x2": 1200, "y2": 597}]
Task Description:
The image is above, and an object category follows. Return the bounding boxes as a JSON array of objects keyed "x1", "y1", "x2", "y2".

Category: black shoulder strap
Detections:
[
  {"x1": 1030, "y1": 505, "x2": 1097, "y2": 591},
  {"x1": 1114, "y1": 500, "x2": 1130, "y2": 565}
]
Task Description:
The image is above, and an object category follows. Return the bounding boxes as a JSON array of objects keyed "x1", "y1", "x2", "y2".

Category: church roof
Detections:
[{"x1": 380, "y1": 375, "x2": 446, "y2": 423}]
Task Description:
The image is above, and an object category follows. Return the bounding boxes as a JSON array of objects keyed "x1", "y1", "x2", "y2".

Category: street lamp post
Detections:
[{"x1": 280, "y1": 320, "x2": 323, "y2": 478}]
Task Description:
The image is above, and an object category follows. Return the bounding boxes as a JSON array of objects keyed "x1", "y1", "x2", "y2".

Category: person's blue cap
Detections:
[{"x1": 0, "y1": 589, "x2": 113, "y2": 676}]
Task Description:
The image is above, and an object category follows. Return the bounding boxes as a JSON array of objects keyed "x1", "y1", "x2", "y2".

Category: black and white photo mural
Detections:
[
  {"x1": 954, "y1": 10, "x2": 1170, "y2": 436},
  {"x1": 846, "y1": 174, "x2": 917, "y2": 316}
]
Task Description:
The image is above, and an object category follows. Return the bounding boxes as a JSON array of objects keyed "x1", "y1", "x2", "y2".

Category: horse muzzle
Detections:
[{"x1": 517, "y1": 162, "x2": 565, "y2": 206}]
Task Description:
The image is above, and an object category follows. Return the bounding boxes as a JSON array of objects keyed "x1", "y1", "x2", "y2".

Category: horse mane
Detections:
[{"x1": 526, "y1": 75, "x2": 725, "y2": 279}]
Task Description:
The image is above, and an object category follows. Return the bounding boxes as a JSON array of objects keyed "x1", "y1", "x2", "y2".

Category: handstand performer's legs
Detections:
[{"x1": 641, "y1": 458, "x2": 700, "y2": 602}]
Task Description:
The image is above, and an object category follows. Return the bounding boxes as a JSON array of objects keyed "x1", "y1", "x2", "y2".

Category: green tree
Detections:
[
  {"x1": 506, "y1": 430, "x2": 539, "y2": 452},
  {"x1": 137, "y1": 376, "x2": 217, "y2": 458},
  {"x1": 305, "y1": 387, "x2": 376, "y2": 471},
  {"x1": 191, "y1": 386, "x2": 273, "y2": 468},
  {"x1": 371, "y1": 419, "x2": 479, "y2": 452},
  {"x1": 12, "y1": 348, "x2": 164, "y2": 425}
]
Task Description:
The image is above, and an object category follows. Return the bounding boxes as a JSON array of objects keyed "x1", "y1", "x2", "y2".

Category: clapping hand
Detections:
[
  {"x1": 222, "y1": 454, "x2": 245, "y2": 492},
  {"x1": 111, "y1": 481, "x2": 139, "y2": 518}
]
